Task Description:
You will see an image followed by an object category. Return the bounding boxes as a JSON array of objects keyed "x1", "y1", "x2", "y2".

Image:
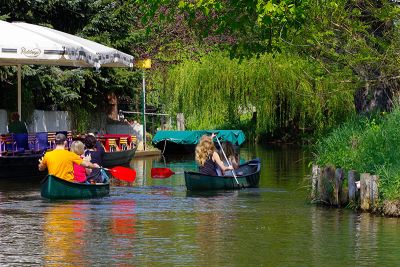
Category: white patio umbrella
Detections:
[{"x1": 0, "y1": 20, "x2": 134, "y2": 117}]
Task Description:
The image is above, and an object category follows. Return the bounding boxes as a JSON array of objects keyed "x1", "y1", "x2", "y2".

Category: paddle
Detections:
[
  {"x1": 213, "y1": 134, "x2": 240, "y2": 186},
  {"x1": 151, "y1": 168, "x2": 183, "y2": 179},
  {"x1": 103, "y1": 166, "x2": 136, "y2": 182}
]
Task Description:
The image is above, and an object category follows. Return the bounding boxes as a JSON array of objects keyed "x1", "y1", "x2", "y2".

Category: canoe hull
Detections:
[
  {"x1": 41, "y1": 175, "x2": 110, "y2": 199},
  {"x1": 101, "y1": 147, "x2": 137, "y2": 168},
  {"x1": 184, "y1": 159, "x2": 261, "y2": 191}
]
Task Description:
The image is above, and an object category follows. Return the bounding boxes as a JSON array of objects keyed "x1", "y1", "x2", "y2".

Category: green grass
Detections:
[{"x1": 314, "y1": 108, "x2": 400, "y2": 200}]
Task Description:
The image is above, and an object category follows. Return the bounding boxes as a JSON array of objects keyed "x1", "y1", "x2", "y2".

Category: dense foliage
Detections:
[
  {"x1": 314, "y1": 106, "x2": 400, "y2": 200},
  {"x1": 158, "y1": 52, "x2": 356, "y2": 141},
  {"x1": 0, "y1": 0, "x2": 143, "y2": 128},
  {"x1": 1, "y1": 0, "x2": 400, "y2": 140}
]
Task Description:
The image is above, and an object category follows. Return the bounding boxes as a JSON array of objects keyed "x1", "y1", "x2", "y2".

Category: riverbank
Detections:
[{"x1": 311, "y1": 107, "x2": 400, "y2": 216}]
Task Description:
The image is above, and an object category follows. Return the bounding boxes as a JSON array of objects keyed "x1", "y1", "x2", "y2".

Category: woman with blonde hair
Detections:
[{"x1": 195, "y1": 134, "x2": 233, "y2": 176}]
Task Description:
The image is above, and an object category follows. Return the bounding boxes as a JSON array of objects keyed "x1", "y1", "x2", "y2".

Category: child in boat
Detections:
[
  {"x1": 70, "y1": 140, "x2": 91, "y2": 183},
  {"x1": 195, "y1": 134, "x2": 233, "y2": 176},
  {"x1": 219, "y1": 141, "x2": 240, "y2": 176},
  {"x1": 83, "y1": 134, "x2": 105, "y2": 183}
]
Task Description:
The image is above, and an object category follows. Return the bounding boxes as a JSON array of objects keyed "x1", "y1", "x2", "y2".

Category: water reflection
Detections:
[
  {"x1": 2, "y1": 145, "x2": 400, "y2": 266},
  {"x1": 110, "y1": 199, "x2": 137, "y2": 263},
  {"x1": 43, "y1": 199, "x2": 137, "y2": 266},
  {"x1": 44, "y1": 203, "x2": 88, "y2": 266}
]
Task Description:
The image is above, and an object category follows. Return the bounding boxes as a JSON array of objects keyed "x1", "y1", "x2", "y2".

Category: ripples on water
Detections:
[{"x1": 1, "y1": 145, "x2": 400, "y2": 266}]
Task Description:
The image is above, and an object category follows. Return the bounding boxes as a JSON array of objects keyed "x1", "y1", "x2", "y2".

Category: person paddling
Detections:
[
  {"x1": 38, "y1": 133, "x2": 100, "y2": 182},
  {"x1": 195, "y1": 134, "x2": 233, "y2": 176}
]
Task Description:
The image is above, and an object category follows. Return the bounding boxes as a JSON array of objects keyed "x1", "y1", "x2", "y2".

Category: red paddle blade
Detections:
[
  {"x1": 151, "y1": 168, "x2": 175, "y2": 179},
  {"x1": 109, "y1": 166, "x2": 136, "y2": 182}
]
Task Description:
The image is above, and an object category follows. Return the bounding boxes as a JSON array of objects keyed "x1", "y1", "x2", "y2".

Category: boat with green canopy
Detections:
[
  {"x1": 152, "y1": 130, "x2": 245, "y2": 154},
  {"x1": 41, "y1": 175, "x2": 110, "y2": 200},
  {"x1": 184, "y1": 159, "x2": 260, "y2": 191}
]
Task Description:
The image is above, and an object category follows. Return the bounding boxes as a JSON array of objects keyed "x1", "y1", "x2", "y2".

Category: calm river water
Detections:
[{"x1": 1, "y1": 144, "x2": 400, "y2": 266}]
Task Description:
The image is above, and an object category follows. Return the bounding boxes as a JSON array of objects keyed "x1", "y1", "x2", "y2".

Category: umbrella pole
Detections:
[{"x1": 17, "y1": 64, "x2": 22, "y2": 120}]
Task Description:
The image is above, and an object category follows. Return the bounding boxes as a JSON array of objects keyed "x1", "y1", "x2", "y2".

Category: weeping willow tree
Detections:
[{"x1": 156, "y1": 52, "x2": 358, "y2": 139}]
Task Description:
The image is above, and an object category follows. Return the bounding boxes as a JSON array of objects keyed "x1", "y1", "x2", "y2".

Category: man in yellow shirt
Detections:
[{"x1": 38, "y1": 133, "x2": 100, "y2": 182}]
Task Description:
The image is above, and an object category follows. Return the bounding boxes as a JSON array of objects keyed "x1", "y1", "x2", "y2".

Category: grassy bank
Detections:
[{"x1": 314, "y1": 107, "x2": 400, "y2": 200}]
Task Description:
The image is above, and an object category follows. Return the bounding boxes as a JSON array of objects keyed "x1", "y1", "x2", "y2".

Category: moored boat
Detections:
[
  {"x1": 184, "y1": 158, "x2": 261, "y2": 191},
  {"x1": 0, "y1": 152, "x2": 46, "y2": 179},
  {"x1": 102, "y1": 146, "x2": 137, "y2": 168},
  {"x1": 153, "y1": 130, "x2": 246, "y2": 154},
  {"x1": 41, "y1": 175, "x2": 110, "y2": 199}
]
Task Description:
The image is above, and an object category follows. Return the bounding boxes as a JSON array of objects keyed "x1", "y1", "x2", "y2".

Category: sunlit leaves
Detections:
[{"x1": 158, "y1": 52, "x2": 356, "y2": 136}]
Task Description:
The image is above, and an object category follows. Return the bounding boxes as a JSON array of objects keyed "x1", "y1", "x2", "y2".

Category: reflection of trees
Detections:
[
  {"x1": 310, "y1": 207, "x2": 388, "y2": 265},
  {"x1": 193, "y1": 192, "x2": 239, "y2": 265}
]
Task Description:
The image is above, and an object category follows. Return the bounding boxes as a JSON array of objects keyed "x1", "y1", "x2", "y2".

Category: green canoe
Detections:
[
  {"x1": 184, "y1": 159, "x2": 261, "y2": 191},
  {"x1": 41, "y1": 175, "x2": 110, "y2": 200}
]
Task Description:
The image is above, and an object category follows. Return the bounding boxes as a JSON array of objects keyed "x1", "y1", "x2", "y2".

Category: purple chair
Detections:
[
  {"x1": 35, "y1": 132, "x2": 49, "y2": 152},
  {"x1": 13, "y1": 133, "x2": 29, "y2": 152}
]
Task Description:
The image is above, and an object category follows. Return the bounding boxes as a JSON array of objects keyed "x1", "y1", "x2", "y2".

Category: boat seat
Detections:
[
  {"x1": 47, "y1": 132, "x2": 56, "y2": 149},
  {"x1": 119, "y1": 137, "x2": 128, "y2": 150},
  {"x1": 13, "y1": 133, "x2": 29, "y2": 152},
  {"x1": 131, "y1": 135, "x2": 137, "y2": 148},
  {"x1": 3, "y1": 134, "x2": 16, "y2": 155},
  {"x1": 108, "y1": 138, "x2": 118, "y2": 152},
  {"x1": 0, "y1": 134, "x2": 6, "y2": 155},
  {"x1": 28, "y1": 133, "x2": 36, "y2": 151},
  {"x1": 36, "y1": 132, "x2": 49, "y2": 152}
]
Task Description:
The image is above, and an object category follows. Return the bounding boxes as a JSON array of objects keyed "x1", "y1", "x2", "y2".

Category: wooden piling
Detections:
[
  {"x1": 311, "y1": 165, "x2": 321, "y2": 200},
  {"x1": 334, "y1": 168, "x2": 345, "y2": 206},
  {"x1": 319, "y1": 166, "x2": 335, "y2": 204},
  {"x1": 360, "y1": 173, "x2": 379, "y2": 211},
  {"x1": 348, "y1": 170, "x2": 358, "y2": 202}
]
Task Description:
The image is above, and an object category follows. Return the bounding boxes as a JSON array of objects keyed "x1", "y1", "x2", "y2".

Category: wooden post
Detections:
[
  {"x1": 360, "y1": 173, "x2": 370, "y2": 210},
  {"x1": 311, "y1": 165, "x2": 321, "y2": 200},
  {"x1": 334, "y1": 168, "x2": 343, "y2": 206},
  {"x1": 319, "y1": 166, "x2": 335, "y2": 204},
  {"x1": 177, "y1": 113, "x2": 185, "y2": 131},
  {"x1": 371, "y1": 175, "x2": 379, "y2": 209},
  {"x1": 360, "y1": 173, "x2": 378, "y2": 210},
  {"x1": 348, "y1": 170, "x2": 358, "y2": 203}
]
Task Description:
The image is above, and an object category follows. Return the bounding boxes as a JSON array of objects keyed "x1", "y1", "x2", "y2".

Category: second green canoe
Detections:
[{"x1": 184, "y1": 159, "x2": 261, "y2": 191}]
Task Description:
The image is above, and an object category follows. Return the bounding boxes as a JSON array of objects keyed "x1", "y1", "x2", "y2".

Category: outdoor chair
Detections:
[
  {"x1": 108, "y1": 138, "x2": 118, "y2": 152},
  {"x1": 4, "y1": 134, "x2": 15, "y2": 155},
  {"x1": 35, "y1": 132, "x2": 49, "y2": 152},
  {"x1": 47, "y1": 132, "x2": 56, "y2": 149},
  {"x1": 13, "y1": 133, "x2": 29, "y2": 152},
  {"x1": 130, "y1": 135, "x2": 137, "y2": 149},
  {"x1": 28, "y1": 133, "x2": 36, "y2": 151},
  {"x1": 0, "y1": 134, "x2": 6, "y2": 155},
  {"x1": 119, "y1": 137, "x2": 128, "y2": 150}
]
